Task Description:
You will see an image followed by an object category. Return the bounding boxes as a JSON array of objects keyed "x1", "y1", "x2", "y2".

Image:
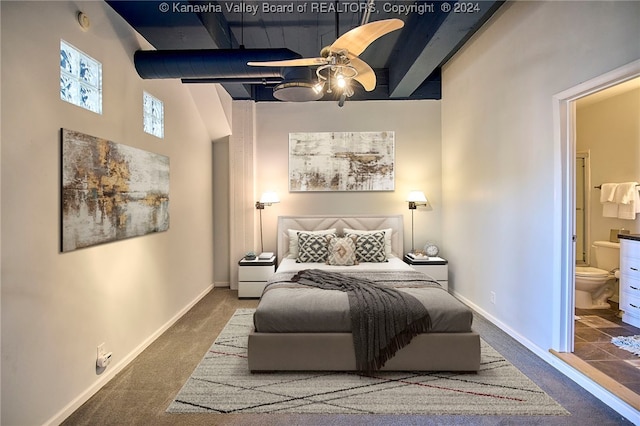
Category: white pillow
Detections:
[
  {"x1": 343, "y1": 228, "x2": 393, "y2": 257},
  {"x1": 287, "y1": 228, "x2": 336, "y2": 259}
]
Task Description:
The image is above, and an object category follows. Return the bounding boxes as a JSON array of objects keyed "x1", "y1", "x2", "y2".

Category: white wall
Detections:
[
  {"x1": 1, "y1": 2, "x2": 227, "y2": 424},
  {"x1": 577, "y1": 88, "x2": 640, "y2": 241},
  {"x1": 254, "y1": 100, "x2": 442, "y2": 256},
  {"x1": 441, "y1": 1, "x2": 640, "y2": 351}
]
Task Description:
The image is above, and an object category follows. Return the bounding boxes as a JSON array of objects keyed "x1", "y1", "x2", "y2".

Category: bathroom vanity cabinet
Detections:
[{"x1": 619, "y1": 235, "x2": 640, "y2": 328}]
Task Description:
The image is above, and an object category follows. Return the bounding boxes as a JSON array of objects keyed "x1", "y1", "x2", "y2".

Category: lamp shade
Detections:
[
  {"x1": 406, "y1": 191, "x2": 427, "y2": 203},
  {"x1": 259, "y1": 191, "x2": 280, "y2": 205}
]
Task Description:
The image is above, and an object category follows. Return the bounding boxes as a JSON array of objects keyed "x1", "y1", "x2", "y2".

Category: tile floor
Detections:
[{"x1": 574, "y1": 303, "x2": 640, "y2": 395}]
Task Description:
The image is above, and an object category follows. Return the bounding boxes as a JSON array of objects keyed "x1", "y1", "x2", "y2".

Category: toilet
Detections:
[{"x1": 575, "y1": 241, "x2": 620, "y2": 309}]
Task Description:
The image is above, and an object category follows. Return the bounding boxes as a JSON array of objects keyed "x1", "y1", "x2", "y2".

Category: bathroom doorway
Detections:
[
  {"x1": 572, "y1": 75, "x2": 640, "y2": 385},
  {"x1": 554, "y1": 61, "x2": 640, "y2": 353},
  {"x1": 554, "y1": 61, "x2": 640, "y2": 410}
]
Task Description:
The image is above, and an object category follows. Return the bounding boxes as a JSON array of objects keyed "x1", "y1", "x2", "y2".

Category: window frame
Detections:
[
  {"x1": 60, "y1": 39, "x2": 103, "y2": 114},
  {"x1": 143, "y1": 91, "x2": 165, "y2": 139}
]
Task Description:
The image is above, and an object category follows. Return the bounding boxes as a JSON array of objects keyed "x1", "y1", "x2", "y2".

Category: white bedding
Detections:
[{"x1": 276, "y1": 256, "x2": 416, "y2": 273}]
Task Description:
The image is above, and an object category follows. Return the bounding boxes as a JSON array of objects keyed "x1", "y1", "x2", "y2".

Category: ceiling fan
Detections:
[{"x1": 247, "y1": 18, "x2": 404, "y2": 105}]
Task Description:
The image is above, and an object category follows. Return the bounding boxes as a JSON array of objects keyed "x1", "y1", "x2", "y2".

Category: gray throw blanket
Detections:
[{"x1": 291, "y1": 269, "x2": 432, "y2": 371}]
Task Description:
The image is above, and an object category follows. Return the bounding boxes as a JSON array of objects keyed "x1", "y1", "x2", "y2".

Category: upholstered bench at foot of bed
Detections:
[{"x1": 247, "y1": 330, "x2": 481, "y2": 372}]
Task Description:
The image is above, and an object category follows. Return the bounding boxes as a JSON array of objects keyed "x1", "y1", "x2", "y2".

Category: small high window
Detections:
[
  {"x1": 143, "y1": 92, "x2": 164, "y2": 139},
  {"x1": 60, "y1": 40, "x2": 102, "y2": 114}
]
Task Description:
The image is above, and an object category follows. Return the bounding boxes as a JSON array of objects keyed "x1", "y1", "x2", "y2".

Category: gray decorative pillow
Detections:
[
  {"x1": 343, "y1": 227, "x2": 393, "y2": 257},
  {"x1": 348, "y1": 231, "x2": 387, "y2": 262},
  {"x1": 287, "y1": 228, "x2": 336, "y2": 259},
  {"x1": 296, "y1": 232, "x2": 331, "y2": 263},
  {"x1": 326, "y1": 235, "x2": 358, "y2": 266}
]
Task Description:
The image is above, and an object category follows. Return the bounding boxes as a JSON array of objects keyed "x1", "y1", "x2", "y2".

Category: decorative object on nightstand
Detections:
[
  {"x1": 238, "y1": 254, "x2": 276, "y2": 298},
  {"x1": 424, "y1": 242, "x2": 439, "y2": 257},
  {"x1": 255, "y1": 191, "x2": 280, "y2": 254},
  {"x1": 406, "y1": 191, "x2": 428, "y2": 253},
  {"x1": 404, "y1": 254, "x2": 449, "y2": 291}
]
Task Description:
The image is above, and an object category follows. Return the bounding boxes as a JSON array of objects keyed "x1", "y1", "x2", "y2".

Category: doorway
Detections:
[
  {"x1": 554, "y1": 61, "x2": 640, "y2": 413},
  {"x1": 554, "y1": 59, "x2": 640, "y2": 354}
]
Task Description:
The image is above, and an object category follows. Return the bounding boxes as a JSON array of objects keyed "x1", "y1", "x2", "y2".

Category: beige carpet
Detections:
[{"x1": 167, "y1": 309, "x2": 569, "y2": 416}]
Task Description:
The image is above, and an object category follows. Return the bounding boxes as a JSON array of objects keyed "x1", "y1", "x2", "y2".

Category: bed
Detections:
[{"x1": 247, "y1": 215, "x2": 480, "y2": 372}]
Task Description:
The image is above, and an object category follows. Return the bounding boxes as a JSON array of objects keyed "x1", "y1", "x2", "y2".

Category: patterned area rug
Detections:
[
  {"x1": 167, "y1": 309, "x2": 568, "y2": 416},
  {"x1": 611, "y1": 335, "x2": 640, "y2": 356}
]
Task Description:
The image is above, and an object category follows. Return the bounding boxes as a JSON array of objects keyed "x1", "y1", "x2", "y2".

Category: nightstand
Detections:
[
  {"x1": 238, "y1": 255, "x2": 276, "y2": 298},
  {"x1": 403, "y1": 255, "x2": 449, "y2": 291}
]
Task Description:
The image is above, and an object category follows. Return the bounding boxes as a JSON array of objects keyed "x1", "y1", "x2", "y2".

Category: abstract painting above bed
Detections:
[{"x1": 289, "y1": 131, "x2": 394, "y2": 192}]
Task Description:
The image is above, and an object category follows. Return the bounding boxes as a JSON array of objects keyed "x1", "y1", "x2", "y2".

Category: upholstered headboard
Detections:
[{"x1": 277, "y1": 215, "x2": 404, "y2": 262}]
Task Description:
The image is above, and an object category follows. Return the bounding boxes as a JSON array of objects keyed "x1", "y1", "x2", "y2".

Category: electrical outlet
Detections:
[
  {"x1": 97, "y1": 351, "x2": 112, "y2": 368},
  {"x1": 96, "y1": 343, "x2": 111, "y2": 369},
  {"x1": 490, "y1": 292, "x2": 496, "y2": 304}
]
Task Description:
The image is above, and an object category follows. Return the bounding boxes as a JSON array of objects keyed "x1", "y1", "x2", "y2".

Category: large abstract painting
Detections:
[
  {"x1": 289, "y1": 131, "x2": 394, "y2": 192},
  {"x1": 61, "y1": 129, "x2": 170, "y2": 252}
]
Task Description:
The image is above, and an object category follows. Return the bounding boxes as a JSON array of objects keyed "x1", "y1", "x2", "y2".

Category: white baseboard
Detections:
[
  {"x1": 44, "y1": 284, "x2": 214, "y2": 426},
  {"x1": 452, "y1": 290, "x2": 639, "y2": 423}
]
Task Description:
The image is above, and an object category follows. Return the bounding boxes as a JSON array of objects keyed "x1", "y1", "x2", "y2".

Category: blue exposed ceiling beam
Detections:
[
  {"x1": 388, "y1": 1, "x2": 503, "y2": 98},
  {"x1": 107, "y1": 0, "x2": 252, "y2": 98},
  {"x1": 106, "y1": 1, "x2": 226, "y2": 49}
]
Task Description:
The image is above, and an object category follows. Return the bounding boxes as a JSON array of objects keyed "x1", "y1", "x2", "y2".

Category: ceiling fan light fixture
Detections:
[
  {"x1": 246, "y1": 18, "x2": 404, "y2": 104},
  {"x1": 344, "y1": 85, "x2": 354, "y2": 98},
  {"x1": 273, "y1": 81, "x2": 324, "y2": 102},
  {"x1": 315, "y1": 64, "x2": 357, "y2": 98}
]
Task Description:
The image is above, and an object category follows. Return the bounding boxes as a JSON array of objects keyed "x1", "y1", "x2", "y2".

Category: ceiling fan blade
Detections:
[
  {"x1": 330, "y1": 18, "x2": 404, "y2": 57},
  {"x1": 349, "y1": 55, "x2": 376, "y2": 91},
  {"x1": 247, "y1": 57, "x2": 327, "y2": 67}
]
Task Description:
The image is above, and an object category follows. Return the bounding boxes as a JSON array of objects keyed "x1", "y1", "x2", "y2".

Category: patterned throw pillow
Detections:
[
  {"x1": 348, "y1": 231, "x2": 387, "y2": 262},
  {"x1": 287, "y1": 228, "x2": 336, "y2": 259},
  {"x1": 326, "y1": 235, "x2": 358, "y2": 266},
  {"x1": 296, "y1": 232, "x2": 331, "y2": 263},
  {"x1": 343, "y1": 228, "x2": 393, "y2": 257}
]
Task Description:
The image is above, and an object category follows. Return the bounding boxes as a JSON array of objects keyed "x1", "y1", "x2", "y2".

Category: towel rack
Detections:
[{"x1": 594, "y1": 184, "x2": 640, "y2": 189}]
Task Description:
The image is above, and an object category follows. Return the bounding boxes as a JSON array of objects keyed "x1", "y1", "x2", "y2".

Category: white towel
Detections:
[
  {"x1": 603, "y1": 203, "x2": 619, "y2": 218},
  {"x1": 600, "y1": 183, "x2": 618, "y2": 202},
  {"x1": 617, "y1": 182, "x2": 640, "y2": 220},
  {"x1": 615, "y1": 182, "x2": 639, "y2": 204},
  {"x1": 600, "y1": 183, "x2": 619, "y2": 218}
]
